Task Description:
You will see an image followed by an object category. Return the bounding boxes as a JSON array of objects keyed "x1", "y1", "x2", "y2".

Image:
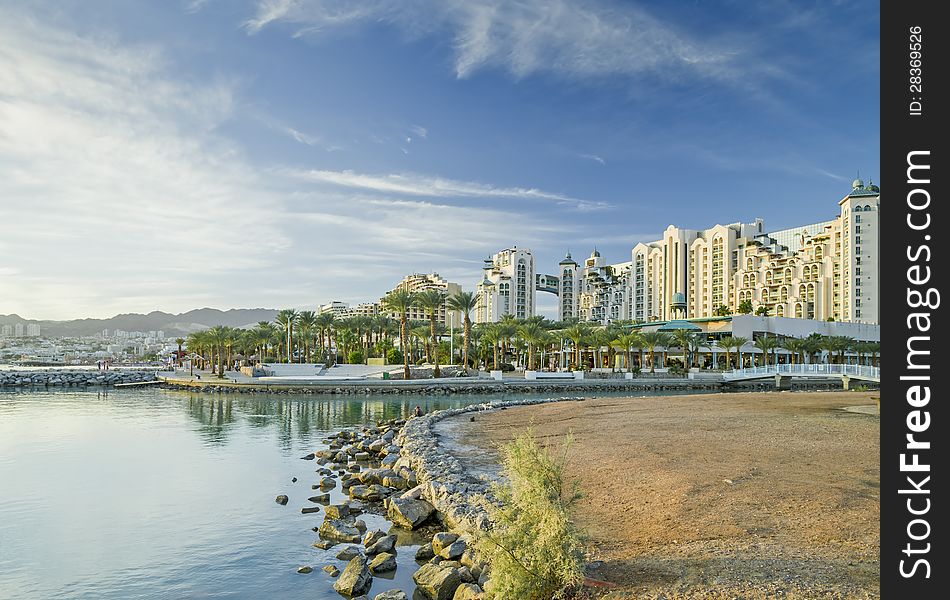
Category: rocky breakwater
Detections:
[
  {"x1": 289, "y1": 418, "x2": 493, "y2": 600},
  {"x1": 394, "y1": 397, "x2": 581, "y2": 597},
  {"x1": 0, "y1": 369, "x2": 158, "y2": 388}
]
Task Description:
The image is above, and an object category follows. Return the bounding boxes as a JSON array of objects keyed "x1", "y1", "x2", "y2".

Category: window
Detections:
[
  {"x1": 856, "y1": 268, "x2": 861, "y2": 275},
  {"x1": 855, "y1": 246, "x2": 861, "y2": 254},
  {"x1": 855, "y1": 226, "x2": 861, "y2": 233},
  {"x1": 856, "y1": 310, "x2": 862, "y2": 317},
  {"x1": 855, "y1": 236, "x2": 862, "y2": 244},
  {"x1": 854, "y1": 206, "x2": 862, "y2": 212},
  {"x1": 864, "y1": 204, "x2": 872, "y2": 211},
  {"x1": 855, "y1": 215, "x2": 862, "y2": 223}
]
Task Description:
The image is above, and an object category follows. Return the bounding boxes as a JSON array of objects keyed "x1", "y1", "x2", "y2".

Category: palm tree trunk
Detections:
[
  {"x1": 431, "y1": 315, "x2": 441, "y2": 378},
  {"x1": 463, "y1": 316, "x2": 471, "y2": 372},
  {"x1": 401, "y1": 316, "x2": 410, "y2": 380}
]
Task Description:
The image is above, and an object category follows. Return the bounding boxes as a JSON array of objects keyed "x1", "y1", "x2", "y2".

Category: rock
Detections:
[
  {"x1": 292, "y1": 477, "x2": 298, "y2": 483},
  {"x1": 300, "y1": 453, "x2": 315, "y2": 460},
  {"x1": 365, "y1": 534, "x2": 396, "y2": 556},
  {"x1": 319, "y1": 518, "x2": 362, "y2": 543},
  {"x1": 354, "y1": 519, "x2": 367, "y2": 533},
  {"x1": 388, "y1": 497, "x2": 435, "y2": 530},
  {"x1": 368, "y1": 439, "x2": 387, "y2": 453},
  {"x1": 301, "y1": 506, "x2": 321, "y2": 514},
  {"x1": 349, "y1": 484, "x2": 392, "y2": 502},
  {"x1": 359, "y1": 468, "x2": 397, "y2": 485},
  {"x1": 381, "y1": 475, "x2": 407, "y2": 489},
  {"x1": 368, "y1": 551, "x2": 397, "y2": 574},
  {"x1": 363, "y1": 530, "x2": 387, "y2": 547},
  {"x1": 319, "y1": 476, "x2": 337, "y2": 488},
  {"x1": 401, "y1": 485, "x2": 424, "y2": 500},
  {"x1": 439, "y1": 540, "x2": 466, "y2": 561},
  {"x1": 313, "y1": 540, "x2": 335, "y2": 550},
  {"x1": 413, "y1": 564, "x2": 462, "y2": 600},
  {"x1": 452, "y1": 583, "x2": 483, "y2": 600},
  {"x1": 374, "y1": 591, "x2": 408, "y2": 600},
  {"x1": 336, "y1": 545, "x2": 362, "y2": 561},
  {"x1": 431, "y1": 533, "x2": 458, "y2": 555},
  {"x1": 333, "y1": 556, "x2": 372, "y2": 596},
  {"x1": 457, "y1": 567, "x2": 474, "y2": 583},
  {"x1": 326, "y1": 504, "x2": 350, "y2": 519},
  {"x1": 297, "y1": 566, "x2": 312, "y2": 574},
  {"x1": 309, "y1": 493, "x2": 330, "y2": 504},
  {"x1": 275, "y1": 495, "x2": 289, "y2": 505},
  {"x1": 415, "y1": 543, "x2": 435, "y2": 561},
  {"x1": 354, "y1": 452, "x2": 371, "y2": 461},
  {"x1": 323, "y1": 564, "x2": 340, "y2": 577},
  {"x1": 380, "y1": 454, "x2": 399, "y2": 467}
]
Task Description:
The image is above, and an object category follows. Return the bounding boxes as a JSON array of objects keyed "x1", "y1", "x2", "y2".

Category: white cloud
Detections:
[
  {"x1": 0, "y1": 6, "x2": 595, "y2": 319},
  {"x1": 284, "y1": 168, "x2": 611, "y2": 210},
  {"x1": 410, "y1": 124, "x2": 428, "y2": 139},
  {"x1": 579, "y1": 153, "x2": 606, "y2": 165},
  {"x1": 242, "y1": 0, "x2": 754, "y2": 84}
]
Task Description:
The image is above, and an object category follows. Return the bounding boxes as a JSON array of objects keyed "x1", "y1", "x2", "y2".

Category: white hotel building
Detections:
[
  {"x1": 475, "y1": 246, "x2": 537, "y2": 323},
  {"x1": 556, "y1": 179, "x2": 880, "y2": 325}
]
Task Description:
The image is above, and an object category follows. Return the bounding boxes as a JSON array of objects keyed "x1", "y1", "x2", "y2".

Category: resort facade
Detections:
[
  {"x1": 475, "y1": 246, "x2": 537, "y2": 323},
  {"x1": 381, "y1": 273, "x2": 462, "y2": 326},
  {"x1": 554, "y1": 179, "x2": 880, "y2": 325}
]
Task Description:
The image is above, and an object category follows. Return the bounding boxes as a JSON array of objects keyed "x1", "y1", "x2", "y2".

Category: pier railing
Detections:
[{"x1": 723, "y1": 363, "x2": 880, "y2": 382}]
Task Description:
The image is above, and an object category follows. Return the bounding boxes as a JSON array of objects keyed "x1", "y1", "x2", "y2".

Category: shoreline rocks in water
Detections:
[{"x1": 0, "y1": 368, "x2": 159, "y2": 388}]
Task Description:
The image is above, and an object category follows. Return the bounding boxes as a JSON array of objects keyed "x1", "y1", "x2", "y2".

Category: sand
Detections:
[{"x1": 439, "y1": 391, "x2": 880, "y2": 599}]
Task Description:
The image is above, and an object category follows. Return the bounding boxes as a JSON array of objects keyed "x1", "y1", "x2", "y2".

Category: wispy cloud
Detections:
[
  {"x1": 410, "y1": 124, "x2": 428, "y2": 139},
  {"x1": 0, "y1": 7, "x2": 594, "y2": 318},
  {"x1": 284, "y1": 168, "x2": 611, "y2": 210},
  {"x1": 241, "y1": 0, "x2": 759, "y2": 85},
  {"x1": 579, "y1": 153, "x2": 606, "y2": 165}
]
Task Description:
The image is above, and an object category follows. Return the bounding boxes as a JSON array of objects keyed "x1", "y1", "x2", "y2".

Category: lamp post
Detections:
[{"x1": 449, "y1": 313, "x2": 455, "y2": 366}]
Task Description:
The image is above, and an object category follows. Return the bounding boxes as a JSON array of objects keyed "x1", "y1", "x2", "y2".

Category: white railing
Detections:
[{"x1": 723, "y1": 363, "x2": 880, "y2": 381}]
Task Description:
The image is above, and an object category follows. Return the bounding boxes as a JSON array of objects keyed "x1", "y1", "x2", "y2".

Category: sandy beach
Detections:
[{"x1": 439, "y1": 391, "x2": 880, "y2": 599}]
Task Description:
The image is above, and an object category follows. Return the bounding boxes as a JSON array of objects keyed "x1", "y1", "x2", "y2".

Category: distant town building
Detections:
[
  {"x1": 345, "y1": 303, "x2": 380, "y2": 319},
  {"x1": 381, "y1": 273, "x2": 462, "y2": 326},
  {"x1": 319, "y1": 301, "x2": 350, "y2": 317},
  {"x1": 26, "y1": 323, "x2": 41, "y2": 337},
  {"x1": 14, "y1": 323, "x2": 24, "y2": 337},
  {"x1": 475, "y1": 246, "x2": 537, "y2": 323},
  {"x1": 1, "y1": 324, "x2": 11, "y2": 337}
]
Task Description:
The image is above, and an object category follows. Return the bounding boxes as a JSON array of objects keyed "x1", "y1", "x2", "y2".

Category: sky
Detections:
[{"x1": 0, "y1": 0, "x2": 880, "y2": 320}]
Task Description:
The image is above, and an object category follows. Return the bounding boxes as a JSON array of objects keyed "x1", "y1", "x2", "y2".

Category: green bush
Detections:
[
  {"x1": 347, "y1": 350, "x2": 364, "y2": 364},
  {"x1": 477, "y1": 430, "x2": 584, "y2": 600},
  {"x1": 386, "y1": 348, "x2": 402, "y2": 364}
]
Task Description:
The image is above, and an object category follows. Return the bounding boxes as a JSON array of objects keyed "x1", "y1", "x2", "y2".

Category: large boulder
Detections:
[
  {"x1": 431, "y1": 533, "x2": 458, "y2": 555},
  {"x1": 359, "y1": 468, "x2": 397, "y2": 485},
  {"x1": 452, "y1": 583, "x2": 484, "y2": 600},
  {"x1": 368, "y1": 551, "x2": 397, "y2": 574},
  {"x1": 374, "y1": 591, "x2": 408, "y2": 600},
  {"x1": 413, "y1": 564, "x2": 462, "y2": 600},
  {"x1": 349, "y1": 484, "x2": 392, "y2": 502},
  {"x1": 363, "y1": 529, "x2": 387, "y2": 547},
  {"x1": 388, "y1": 497, "x2": 435, "y2": 530},
  {"x1": 325, "y1": 504, "x2": 350, "y2": 519},
  {"x1": 365, "y1": 534, "x2": 396, "y2": 555},
  {"x1": 333, "y1": 556, "x2": 373, "y2": 596},
  {"x1": 439, "y1": 540, "x2": 466, "y2": 561},
  {"x1": 318, "y1": 518, "x2": 361, "y2": 543}
]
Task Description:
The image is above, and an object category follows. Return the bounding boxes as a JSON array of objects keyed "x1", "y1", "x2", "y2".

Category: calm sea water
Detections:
[{"x1": 0, "y1": 387, "x2": 696, "y2": 599}]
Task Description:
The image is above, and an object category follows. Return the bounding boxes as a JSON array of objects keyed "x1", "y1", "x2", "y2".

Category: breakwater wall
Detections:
[
  {"x1": 396, "y1": 397, "x2": 575, "y2": 535},
  {"x1": 0, "y1": 369, "x2": 159, "y2": 388},
  {"x1": 160, "y1": 377, "x2": 724, "y2": 395}
]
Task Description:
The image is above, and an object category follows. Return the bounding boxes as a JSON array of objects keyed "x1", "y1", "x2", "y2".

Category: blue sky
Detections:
[{"x1": 0, "y1": 0, "x2": 880, "y2": 320}]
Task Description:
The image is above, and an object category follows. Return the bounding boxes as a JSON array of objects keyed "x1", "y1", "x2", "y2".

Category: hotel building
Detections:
[
  {"x1": 475, "y1": 246, "x2": 537, "y2": 323},
  {"x1": 555, "y1": 179, "x2": 880, "y2": 325},
  {"x1": 382, "y1": 273, "x2": 462, "y2": 326}
]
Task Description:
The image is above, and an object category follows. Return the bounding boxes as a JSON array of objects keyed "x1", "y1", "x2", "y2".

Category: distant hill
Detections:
[{"x1": 0, "y1": 308, "x2": 280, "y2": 337}]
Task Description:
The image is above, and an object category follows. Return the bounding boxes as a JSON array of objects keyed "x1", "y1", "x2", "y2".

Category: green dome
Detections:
[{"x1": 672, "y1": 292, "x2": 686, "y2": 305}]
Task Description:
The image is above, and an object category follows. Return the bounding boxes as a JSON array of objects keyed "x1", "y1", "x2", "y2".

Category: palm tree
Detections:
[
  {"x1": 804, "y1": 332, "x2": 824, "y2": 364},
  {"x1": 731, "y1": 336, "x2": 749, "y2": 368},
  {"x1": 416, "y1": 290, "x2": 447, "y2": 377},
  {"x1": 782, "y1": 336, "x2": 807, "y2": 365},
  {"x1": 753, "y1": 335, "x2": 779, "y2": 366},
  {"x1": 447, "y1": 291, "x2": 478, "y2": 371},
  {"x1": 314, "y1": 312, "x2": 335, "y2": 363},
  {"x1": 638, "y1": 331, "x2": 671, "y2": 374},
  {"x1": 297, "y1": 310, "x2": 318, "y2": 363},
  {"x1": 518, "y1": 322, "x2": 545, "y2": 371},
  {"x1": 866, "y1": 341, "x2": 880, "y2": 367},
  {"x1": 671, "y1": 329, "x2": 698, "y2": 369},
  {"x1": 381, "y1": 290, "x2": 417, "y2": 380},
  {"x1": 612, "y1": 332, "x2": 641, "y2": 372},
  {"x1": 482, "y1": 323, "x2": 503, "y2": 370},
  {"x1": 205, "y1": 325, "x2": 228, "y2": 378},
  {"x1": 274, "y1": 309, "x2": 299, "y2": 363},
  {"x1": 175, "y1": 338, "x2": 185, "y2": 367},
  {"x1": 562, "y1": 323, "x2": 590, "y2": 371}
]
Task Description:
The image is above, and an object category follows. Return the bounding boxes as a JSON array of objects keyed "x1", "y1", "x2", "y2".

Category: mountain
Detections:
[{"x1": 0, "y1": 308, "x2": 280, "y2": 337}]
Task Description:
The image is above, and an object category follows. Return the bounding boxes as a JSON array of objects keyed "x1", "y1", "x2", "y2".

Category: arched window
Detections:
[
  {"x1": 854, "y1": 206, "x2": 862, "y2": 212},
  {"x1": 776, "y1": 304, "x2": 786, "y2": 317},
  {"x1": 746, "y1": 257, "x2": 754, "y2": 270},
  {"x1": 863, "y1": 204, "x2": 872, "y2": 211},
  {"x1": 795, "y1": 303, "x2": 803, "y2": 318},
  {"x1": 815, "y1": 246, "x2": 823, "y2": 261}
]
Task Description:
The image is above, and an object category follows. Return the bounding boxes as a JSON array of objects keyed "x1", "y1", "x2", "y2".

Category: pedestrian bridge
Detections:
[{"x1": 723, "y1": 364, "x2": 879, "y2": 386}]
